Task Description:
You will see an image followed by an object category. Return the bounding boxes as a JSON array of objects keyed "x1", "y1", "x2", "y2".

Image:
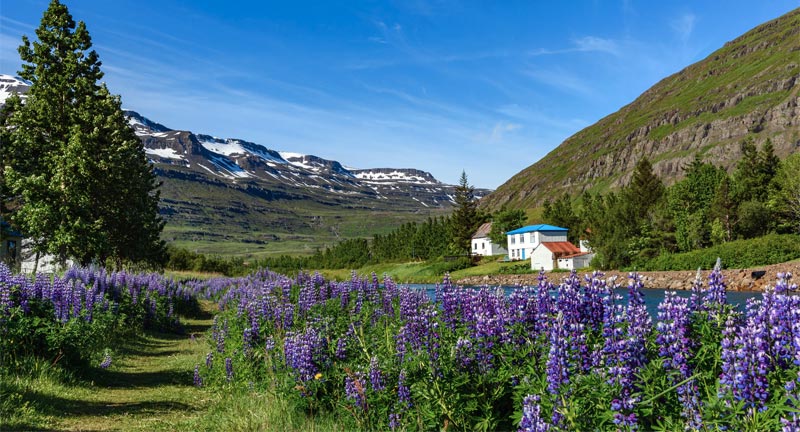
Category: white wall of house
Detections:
[
  {"x1": 530, "y1": 244, "x2": 555, "y2": 271},
  {"x1": 471, "y1": 236, "x2": 507, "y2": 257},
  {"x1": 19, "y1": 239, "x2": 73, "y2": 274},
  {"x1": 507, "y1": 230, "x2": 567, "y2": 261},
  {"x1": 556, "y1": 253, "x2": 594, "y2": 271}
]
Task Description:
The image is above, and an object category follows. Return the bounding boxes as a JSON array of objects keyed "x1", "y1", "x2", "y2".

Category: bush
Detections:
[{"x1": 639, "y1": 233, "x2": 800, "y2": 270}]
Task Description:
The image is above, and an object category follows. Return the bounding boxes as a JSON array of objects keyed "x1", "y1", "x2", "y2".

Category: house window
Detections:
[
  {"x1": 517, "y1": 234, "x2": 523, "y2": 244},
  {"x1": 473, "y1": 243, "x2": 478, "y2": 251},
  {"x1": 482, "y1": 242, "x2": 485, "y2": 250},
  {"x1": 510, "y1": 236, "x2": 515, "y2": 245}
]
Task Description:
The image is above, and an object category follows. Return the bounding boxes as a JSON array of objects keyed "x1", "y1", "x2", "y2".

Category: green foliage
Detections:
[
  {"x1": 640, "y1": 233, "x2": 800, "y2": 270},
  {"x1": 488, "y1": 207, "x2": 527, "y2": 246},
  {"x1": 1, "y1": 0, "x2": 165, "y2": 268},
  {"x1": 769, "y1": 153, "x2": 800, "y2": 234},
  {"x1": 542, "y1": 193, "x2": 581, "y2": 244},
  {"x1": 450, "y1": 171, "x2": 483, "y2": 255},
  {"x1": 667, "y1": 155, "x2": 727, "y2": 251},
  {"x1": 481, "y1": 9, "x2": 800, "y2": 212}
]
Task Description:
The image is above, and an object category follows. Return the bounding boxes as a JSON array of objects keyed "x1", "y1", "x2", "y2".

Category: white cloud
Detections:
[
  {"x1": 488, "y1": 122, "x2": 522, "y2": 143},
  {"x1": 525, "y1": 67, "x2": 593, "y2": 96},
  {"x1": 572, "y1": 36, "x2": 620, "y2": 56},
  {"x1": 671, "y1": 13, "x2": 696, "y2": 43}
]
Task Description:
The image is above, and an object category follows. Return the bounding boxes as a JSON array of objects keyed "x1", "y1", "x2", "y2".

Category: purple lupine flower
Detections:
[
  {"x1": 546, "y1": 313, "x2": 571, "y2": 426},
  {"x1": 193, "y1": 364, "x2": 203, "y2": 387},
  {"x1": 99, "y1": 354, "x2": 112, "y2": 369},
  {"x1": 397, "y1": 369, "x2": 412, "y2": 409},
  {"x1": 627, "y1": 272, "x2": 646, "y2": 308},
  {"x1": 719, "y1": 306, "x2": 770, "y2": 411},
  {"x1": 284, "y1": 326, "x2": 328, "y2": 383},
  {"x1": 345, "y1": 372, "x2": 367, "y2": 410},
  {"x1": 703, "y1": 258, "x2": 727, "y2": 312},
  {"x1": 205, "y1": 352, "x2": 213, "y2": 369},
  {"x1": 389, "y1": 412, "x2": 402, "y2": 430},
  {"x1": 656, "y1": 291, "x2": 702, "y2": 429},
  {"x1": 242, "y1": 327, "x2": 254, "y2": 357},
  {"x1": 518, "y1": 394, "x2": 551, "y2": 432},
  {"x1": 225, "y1": 357, "x2": 234, "y2": 382},
  {"x1": 782, "y1": 371, "x2": 800, "y2": 430},
  {"x1": 369, "y1": 356, "x2": 385, "y2": 391},
  {"x1": 454, "y1": 337, "x2": 475, "y2": 369}
]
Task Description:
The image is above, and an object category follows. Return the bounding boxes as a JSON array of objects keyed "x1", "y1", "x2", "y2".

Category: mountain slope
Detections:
[
  {"x1": 482, "y1": 8, "x2": 800, "y2": 210},
  {"x1": 2, "y1": 82, "x2": 489, "y2": 257}
]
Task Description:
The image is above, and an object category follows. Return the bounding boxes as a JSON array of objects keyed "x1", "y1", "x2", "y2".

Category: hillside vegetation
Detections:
[{"x1": 483, "y1": 8, "x2": 800, "y2": 211}]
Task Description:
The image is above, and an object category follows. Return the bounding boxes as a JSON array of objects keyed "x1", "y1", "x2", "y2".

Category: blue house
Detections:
[{"x1": 505, "y1": 224, "x2": 568, "y2": 261}]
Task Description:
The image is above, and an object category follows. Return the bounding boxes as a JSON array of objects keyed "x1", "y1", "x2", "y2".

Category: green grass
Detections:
[
  {"x1": 0, "y1": 300, "x2": 350, "y2": 431},
  {"x1": 1, "y1": 302, "x2": 216, "y2": 431},
  {"x1": 312, "y1": 256, "x2": 532, "y2": 284}
]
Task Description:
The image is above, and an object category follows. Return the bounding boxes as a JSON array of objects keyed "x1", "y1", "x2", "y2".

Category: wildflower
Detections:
[
  {"x1": 193, "y1": 364, "x2": 203, "y2": 387},
  {"x1": 518, "y1": 394, "x2": 551, "y2": 432},
  {"x1": 99, "y1": 354, "x2": 112, "y2": 369}
]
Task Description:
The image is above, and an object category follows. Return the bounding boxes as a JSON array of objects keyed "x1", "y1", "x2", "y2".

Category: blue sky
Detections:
[{"x1": 1, "y1": 1, "x2": 798, "y2": 188}]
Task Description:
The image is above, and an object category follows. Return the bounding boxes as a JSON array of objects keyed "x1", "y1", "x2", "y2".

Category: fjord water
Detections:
[{"x1": 410, "y1": 283, "x2": 760, "y2": 315}]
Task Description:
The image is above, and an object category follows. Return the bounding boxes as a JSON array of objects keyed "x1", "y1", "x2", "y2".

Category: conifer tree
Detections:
[
  {"x1": 450, "y1": 171, "x2": 481, "y2": 255},
  {"x1": 2, "y1": 0, "x2": 165, "y2": 268}
]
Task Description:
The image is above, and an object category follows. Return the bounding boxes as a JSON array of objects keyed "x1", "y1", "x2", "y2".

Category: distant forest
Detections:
[{"x1": 167, "y1": 137, "x2": 800, "y2": 275}]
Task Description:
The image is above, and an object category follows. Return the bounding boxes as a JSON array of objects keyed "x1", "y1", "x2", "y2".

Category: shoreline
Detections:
[{"x1": 455, "y1": 260, "x2": 800, "y2": 292}]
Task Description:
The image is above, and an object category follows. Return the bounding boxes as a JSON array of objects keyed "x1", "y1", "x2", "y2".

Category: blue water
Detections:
[{"x1": 406, "y1": 284, "x2": 760, "y2": 316}]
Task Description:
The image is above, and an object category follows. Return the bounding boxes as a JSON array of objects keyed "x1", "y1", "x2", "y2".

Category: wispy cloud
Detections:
[
  {"x1": 671, "y1": 13, "x2": 696, "y2": 43},
  {"x1": 528, "y1": 35, "x2": 621, "y2": 57},
  {"x1": 573, "y1": 36, "x2": 620, "y2": 55},
  {"x1": 525, "y1": 67, "x2": 593, "y2": 96},
  {"x1": 488, "y1": 122, "x2": 521, "y2": 144}
]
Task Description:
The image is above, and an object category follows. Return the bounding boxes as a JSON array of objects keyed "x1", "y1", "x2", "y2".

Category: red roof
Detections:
[
  {"x1": 541, "y1": 241, "x2": 581, "y2": 258},
  {"x1": 561, "y1": 251, "x2": 591, "y2": 259}
]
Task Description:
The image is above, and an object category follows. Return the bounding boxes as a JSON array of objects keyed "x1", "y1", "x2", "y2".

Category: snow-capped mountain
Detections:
[
  {"x1": 124, "y1": 108, "x2": 486, "y2": 204},
  {"x1": 1, "y1": 75, "x2": 490, "y2": 250}
]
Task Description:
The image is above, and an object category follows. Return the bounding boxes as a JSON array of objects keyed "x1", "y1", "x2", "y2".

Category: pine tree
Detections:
[
  {"x1": 2, "y1": 0, "x2": 165, "y2": 268},
  {"x1": 450, "y1": 171, "x2": 481, "y2": 255}
]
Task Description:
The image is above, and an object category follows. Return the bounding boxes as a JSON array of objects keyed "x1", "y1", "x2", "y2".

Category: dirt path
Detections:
[{"x1": 51, "y1": 302, "x2": 216, "y2": 432}]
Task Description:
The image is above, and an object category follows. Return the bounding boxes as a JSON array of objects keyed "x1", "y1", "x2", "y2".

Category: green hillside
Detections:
[{"x1": 482, "y1": 8, "x2": 800, "y2": 211}]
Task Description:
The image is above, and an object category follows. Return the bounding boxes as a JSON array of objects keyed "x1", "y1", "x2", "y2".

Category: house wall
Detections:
[
  {"x1": 557, "y1": 254, "x2": 594, "y2": 271},
  {"x1": 471, "y1": 237, "x2": 507, "y2": 257},
  {"x1": 19, "y1": 239, "x2": 73, "y2": 274},
  {"x1": 530, "y1": 245, "x2": 555, "y2": 271},
  {"x1": 507, "y1": 230, "x2": 567, "y2": 261}
]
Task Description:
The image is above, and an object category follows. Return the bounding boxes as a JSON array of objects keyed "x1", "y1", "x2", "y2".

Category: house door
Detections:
[{"x1": 521, "y1": 249, "x2": 525, "y2": 259}]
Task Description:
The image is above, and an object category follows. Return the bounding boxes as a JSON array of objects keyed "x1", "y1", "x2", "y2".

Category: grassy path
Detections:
[{"x1": 6, "y1": 302, "x2": 216, "y2": 431}]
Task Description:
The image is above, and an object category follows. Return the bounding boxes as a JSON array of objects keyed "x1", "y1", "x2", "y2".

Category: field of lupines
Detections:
[
  {"x1": 0, "y1": 263, "x2": 201, "y2": 371},
  {"x1": 5, "y1": 260, "x2": 800, "y2": 431},
  {"x1": 197, "y1": 267, "x2": 800, "y2": 431}
]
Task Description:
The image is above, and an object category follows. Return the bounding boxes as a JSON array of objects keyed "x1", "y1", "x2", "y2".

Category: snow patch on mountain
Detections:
[
  {"x1": 0, "y1": 75, "x2": 30, "y2": 106},
  {"x1": 145, "y1": 147, "x2": 185, "y2": 160},
  {"x1": 352, "y1": 169, "x2": 439, "y2": 185}
]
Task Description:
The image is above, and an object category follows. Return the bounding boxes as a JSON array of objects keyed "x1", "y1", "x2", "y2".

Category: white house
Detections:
[
  {"x1": 505, "y1": 224, "x2": 569, "y2": 261},
  {"x1": 19, "y1": 239, "x2": 73, "y2": 274},
  {"x1": 471, "y1": 222, "x2": 507, "y2": 257},
  {"x1": 532, "y1": 237, "x2": 594, "y2": 271}
]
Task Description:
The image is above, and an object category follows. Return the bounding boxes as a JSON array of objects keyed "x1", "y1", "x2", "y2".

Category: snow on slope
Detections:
[
  {"x1": 353, "y1": 169, "x2": 439, "y2": 185},
  {"x1": 0, "y1": 74, "x2": 30, "y2": 105}
]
